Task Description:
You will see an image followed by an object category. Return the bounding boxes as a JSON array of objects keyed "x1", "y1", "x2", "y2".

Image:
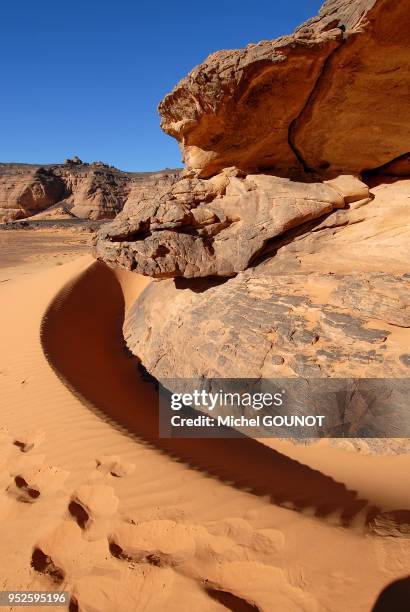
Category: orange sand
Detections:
[{"x1": 0, "y1": 246, "x2": 409, "y2": 611}]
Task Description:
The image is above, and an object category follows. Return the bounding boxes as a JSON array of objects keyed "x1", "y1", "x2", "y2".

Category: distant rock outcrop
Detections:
[
  {"x1": 0, "y1": 161, "x2": 181, "y2": 223},
  {"x1": 0, "y1": 165, "x2": 65, "y2": 223},
  {"x1": 52, "y1": 162, "x2": 131, "y2": 220}
]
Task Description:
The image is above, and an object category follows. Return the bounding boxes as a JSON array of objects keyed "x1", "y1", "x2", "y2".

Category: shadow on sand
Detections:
[
  {"x1": 41, "y1": 261, "x2": 379, "y2": 526},
  {"x1": 371, "y1": 576, "x2": 410, "y2": 612}
]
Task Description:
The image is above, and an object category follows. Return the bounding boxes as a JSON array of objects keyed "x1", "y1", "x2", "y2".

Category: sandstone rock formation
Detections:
[
  {"x1": 95, "y1": 0, "x2": 409, "y2": 280},
  {"x1": 123, "y1": 181, "x2": 410, "y2": 379},
  {"x1": 0, "y1": 160, "x2": 180, "y2": 223},
  {"x1": 94, "y1": 0, "x2": 410, "y2": 390},
  {"x1": 159, "y1": 0, "x2": 410, "y2": 177},
  {"x1": 0, "y1": 164, "x2": 65, "y2": 223},
  {"x1": 95, "y1": 172, "x2": 373, "y2": 278},
  {"x1": 53, "y1": 161, "x2": 131, "y2": 220}
]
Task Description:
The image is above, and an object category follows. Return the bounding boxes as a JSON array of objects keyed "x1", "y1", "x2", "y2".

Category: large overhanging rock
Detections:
[
  {"x1": 90, "y1": 1, "x2": 409, "y2": 452},
  {"x1": 93, "y1": 171, "x2": 371, "y2": 278},
  {"x1": 159, "y1": 0, "x2": 409, "y2": 177},
  {"x1": 94, "y1": 0, "x2": 408, "y2": 279},
  {"x1": 292, "y1": 0, "x2": 410, "y2": 174}
]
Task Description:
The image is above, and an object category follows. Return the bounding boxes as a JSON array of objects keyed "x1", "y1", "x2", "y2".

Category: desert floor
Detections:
[{"x1": 0, "y1": 229, "x2": 409, "y2": 611}]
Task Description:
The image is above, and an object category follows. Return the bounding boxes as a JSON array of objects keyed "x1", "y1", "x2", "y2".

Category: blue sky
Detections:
[{"x1": 0, "y1": 1, "x2": 323, "y2": 171}]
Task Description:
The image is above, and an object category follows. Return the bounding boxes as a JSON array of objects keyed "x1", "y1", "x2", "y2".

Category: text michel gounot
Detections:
[
  {"x1": 169, "y1": 390, "x2": 325, "y2": 428},
  {"x1": 170, "y1": 414, "x2": 326, "y2": 428}
]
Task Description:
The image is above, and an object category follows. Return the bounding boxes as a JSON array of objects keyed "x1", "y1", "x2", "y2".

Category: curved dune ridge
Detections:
[
  {"x1": 0, "y1": 256, "x2": 408, "y2": 611},
  {"x1": 41, "y1": 260, "x2": 410, "y2": 521}
]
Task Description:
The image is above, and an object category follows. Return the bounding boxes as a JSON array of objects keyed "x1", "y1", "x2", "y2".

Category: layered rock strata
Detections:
[
  {"x1": 0, "y1": 160, "x2": 180, "y2": 222},
  {"x1": 0, "y1": 165, "x2": 65, "y2": 223},
  {"x1": 95, "y1": 172, "x2": 371, "y2": 278}
]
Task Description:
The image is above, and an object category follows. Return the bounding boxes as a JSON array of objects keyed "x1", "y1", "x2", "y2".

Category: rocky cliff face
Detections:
[
  {"x1": 0, "y1": 164, "x2": 65, "y2": 223},
  {"x1": 0, "y1": 159, "x2": 180, "y2": 223},
  {"x1": 94, "y1": 0, "x2": 410, "y2": 387}
]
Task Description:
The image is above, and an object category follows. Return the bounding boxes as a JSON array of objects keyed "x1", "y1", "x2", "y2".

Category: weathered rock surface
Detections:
[
  {"x1": 0, "y1": 164, "x2": 65, "y2": 222},
  {"x1": 123, "y1": 180, "x2": 410, "y2": 379},
  {"x1": 0, "y1": 160, "x2": 180, "y2": 223},
  {"x1": 53, "y1": 161, "x2": 132, "y2": 220},
  {"x1": 92, "y1": 0, "x2": 410, "y2": 393},
  {"x1": 293, "y1": 0, "x2": 410, "y2": 175},
  {"x1": 159, "y1": 0, "x2": 409, "y2": 177},
  {"x1": 255, "y1": 179, "x2": 410, "y2": 274},
  {"x1": 94, "y1": 0, "x2": 409, "y2": 280},
  {"x1": 366, "y1": 153, "x2": 410, "y2": 179},
  {"x1": 94, "y1": 171, "x2": 371, "y2": 277},
  {"x1": 125, "y1": 271, "x2": 409, "y2": 379}
]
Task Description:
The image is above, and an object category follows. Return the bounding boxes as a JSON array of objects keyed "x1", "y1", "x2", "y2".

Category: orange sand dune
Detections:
[
  {"x1": 42, "y1": 261, "x2": 410, "y2": 521},
  {"x1": 0, "y1": 255, "x2": 409, "y2": 611}
]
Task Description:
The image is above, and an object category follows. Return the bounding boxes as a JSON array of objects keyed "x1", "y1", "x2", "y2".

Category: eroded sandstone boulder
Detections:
[
  {"x1": 159, "y1": 0, "x2": 409, "y2": 177},
  {"x1": 123, "y1": 180, "x2": 410, "y2": 379},
  {"x1": 94, "y1": 171, "x2": 372, "y2": 278},
  {"x1": 94, "y1": 0, "x2": 409, "y2": 280},
  {"x1": 125, "y1": 271, "x2": 409, "y2": 379}
]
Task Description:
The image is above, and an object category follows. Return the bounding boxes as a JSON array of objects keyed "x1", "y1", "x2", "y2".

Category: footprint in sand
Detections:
[
  {"x1": 95, "y1": 455, "x2": 135, "y2": 478},
  {"x1": 205, "y1": 517, "x2": 286, "y2": 557},
  {"x1": 31, "y1": 521, "x2": 108, "y2": 586},
  {"x1": 107, "y1": 518, "x2": 309, "y2": 611},
  {"x1": 108, "y1": 517, "x2": 286, "y2": 571},
  {"x1": 70, "y1": 569, "x2": 229, "y2": 612},
  {"x1": 201, "y1": 561, "x2": 317, "y2": 612},
  {"x1": 13, "y1": 429, "x2": 45, "y2": 453},
  {"x1": 27, "y1": 483, "x2": 305, "y2": 612},
  {"x1": 8, "y1": 464, "x2": 69, "y2": 503},
  {"x1": 69, "y1": 484, "x2": 119, "y2": 540},
  {"x1": 108, "y1": 520, "x2": 197, "y2": 567},
  {"x1": 2, "y1": 429, "x2": 67, "y2": 504}
]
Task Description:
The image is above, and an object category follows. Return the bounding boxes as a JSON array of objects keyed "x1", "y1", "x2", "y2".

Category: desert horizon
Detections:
[{"x1": 0, "y1": 0, "x2": 409, "y2": 610}]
